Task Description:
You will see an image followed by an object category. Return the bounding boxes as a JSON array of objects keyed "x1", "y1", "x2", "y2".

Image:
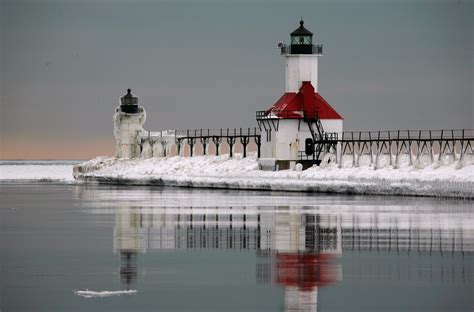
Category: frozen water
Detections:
[
  {"x1": 0, "y1": 162, "x2": 75, "y2": 182},
  {"x1": 74, "y1": 289, "x2": 137, "y2": 298}
]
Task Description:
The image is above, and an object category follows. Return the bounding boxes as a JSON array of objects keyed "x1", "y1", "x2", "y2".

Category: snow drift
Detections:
[{"x1": 73, "y1": 153, "x2": 474, "y2": 199}]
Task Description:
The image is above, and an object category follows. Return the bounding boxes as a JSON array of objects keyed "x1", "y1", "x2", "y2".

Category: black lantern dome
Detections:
[
  {"x1": 290, "y1": 20, "x2": 316, "y2": 54},
  {"x1": 291, "y1": 20, "x2": 313, "y2": 36},
  {"x1": 120, "y1": 88, "x2": 139, "y2": 114}
]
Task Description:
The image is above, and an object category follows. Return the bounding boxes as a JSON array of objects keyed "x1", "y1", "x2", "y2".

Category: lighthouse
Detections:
[
  {"x1": 257, "y1": 20, "x2": 343, "y2": 170},
  {"x1": 114, "y1": 89, "x2": 146, "y2": 159}
]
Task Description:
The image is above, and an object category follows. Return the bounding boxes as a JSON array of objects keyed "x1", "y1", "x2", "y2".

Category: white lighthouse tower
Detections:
[
  {"x1": 114, "y1": 89, "x2": 146, "y2": 159},
  {"x1": 257, "y1": 21, "x2": 343, "y2": 170},
  {"x1": 285, "y1": 20, "x2": 320, "y2": 93}
]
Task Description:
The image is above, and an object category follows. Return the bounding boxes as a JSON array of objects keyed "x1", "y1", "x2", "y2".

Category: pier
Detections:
[
  {"x1": 335, "y1": 129, "x2": 474, "y2": 168},
  {"x1": 141, "y1": 127, "x2": 473, "y2": 170},
  {"x1": 174, "y1": 128, "x2": 261, "y2": 158}
]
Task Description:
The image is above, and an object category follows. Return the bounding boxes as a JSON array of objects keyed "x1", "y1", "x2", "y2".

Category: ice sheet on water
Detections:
[
  {"x1": 0, "y1": 160, "x2": 83, "y2": 166},
  {"x1": 74, "y1": 289, "x2": 137, "y2": 298},
  {"x1": 0, "y1": 164, "x2": 75, "y2": 182}
]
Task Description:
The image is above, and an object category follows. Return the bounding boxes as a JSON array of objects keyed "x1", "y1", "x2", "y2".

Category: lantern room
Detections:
[{"x1": 290, "y1": 20, "x2": 314, "y2": 54}]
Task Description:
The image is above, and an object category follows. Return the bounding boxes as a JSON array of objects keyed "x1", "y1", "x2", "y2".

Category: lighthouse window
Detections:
[{"x1": 291, "y1": 35, "x2": 311, "y2": 45}]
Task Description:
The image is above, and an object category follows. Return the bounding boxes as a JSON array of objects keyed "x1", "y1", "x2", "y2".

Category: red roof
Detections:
[
  {"x1": 266, "y1": 81, "x2": 343, "y2": 120},
  {"x1": 276, "y1": 253, "x2": 339, "y2": 290}
]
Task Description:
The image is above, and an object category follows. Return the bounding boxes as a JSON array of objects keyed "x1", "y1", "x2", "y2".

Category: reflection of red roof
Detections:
[
  {"x1": 266, "y1": 82, "x2": 343, "y2": 120},
  {"x1": 276, "y1": 253, "x2": 339, "y2": 291}
]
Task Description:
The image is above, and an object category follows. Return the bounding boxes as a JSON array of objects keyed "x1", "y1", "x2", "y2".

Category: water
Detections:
[{"x1": 1, "y1": 184, "x2": 473, "y2": 311}]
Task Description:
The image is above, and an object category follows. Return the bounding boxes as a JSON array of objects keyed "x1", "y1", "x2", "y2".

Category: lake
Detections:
[{"x1": 1, "y1": 184, "x2": 472, "y2": 311}]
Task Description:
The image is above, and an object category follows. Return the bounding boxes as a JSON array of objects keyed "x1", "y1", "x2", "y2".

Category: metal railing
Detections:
[
  {"x1": 171, "y1": 128, "x2": 262, "y2": 158},
  {"x1": 256, "y1": 110, "x2": 302, "y2": 120},
  {"x1": 339, "y1": 129, "x2": 474, "y2": 142},
  {"x1": 280, "y1": 44, "x2": 323, "y2": 55},
  {"x1": 256, "y1": 109, "x2": 322, "y2": 120},
  {"x1": 175, "y1": 128, "x2": 260, "y2": 139}
]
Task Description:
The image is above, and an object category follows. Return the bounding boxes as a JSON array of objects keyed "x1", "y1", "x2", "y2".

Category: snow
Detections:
[
  {"x1": 74, "y1": 289, "x2": 137, "y2": 298},
  {"x1": 74, "y1": 153, "x2": 474, "y2": 199},
  {"x1": 2, "y1": 156, "x2": 471, "y2": 198},
  {"x1": 0, "y1": 161, "x2": 76, "y2": 182}
]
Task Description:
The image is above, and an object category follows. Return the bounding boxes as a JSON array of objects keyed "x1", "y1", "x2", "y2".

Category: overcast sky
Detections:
[{"x1": 1, "y1": 0, "x2": 472, "y2": 159}]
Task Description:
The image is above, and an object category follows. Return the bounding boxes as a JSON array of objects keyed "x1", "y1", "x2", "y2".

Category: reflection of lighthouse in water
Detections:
[
  {"x1": 111, "y1": 199, "x2": 472, "y2": 311},
  {"x1": 113, "y1": 204, "x2": 146, "y2": 289},
  {"x1": 264, "y1": 213, "x2": 341, "y2": 312},
  {"x1": 113, "y1": 205, "x2": 342, "y2": 311}
]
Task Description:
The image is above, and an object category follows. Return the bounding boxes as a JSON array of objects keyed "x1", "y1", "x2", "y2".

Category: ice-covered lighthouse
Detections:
[{"x1": 257, "y1": 20, "x2": 343, "y2": 170}]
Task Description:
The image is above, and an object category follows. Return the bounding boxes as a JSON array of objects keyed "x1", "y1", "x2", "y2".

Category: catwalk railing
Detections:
[
  {"x1": 174, "y1": 128, "x2": 261, "y2": 158},
  {"x1": 335, "y1": 129, "x2": 473, "y2": 168},
  {"x1": 140, "y1": 128, "x2": 473, "y2": 167},
  {"x1": 279, "y1": 43, "x2": 323, "y2": 55}
]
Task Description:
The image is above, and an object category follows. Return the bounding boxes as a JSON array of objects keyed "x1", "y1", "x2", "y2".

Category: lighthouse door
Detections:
[{"x1": 305, "y1": 138, "x2": 314, "y2": 156}]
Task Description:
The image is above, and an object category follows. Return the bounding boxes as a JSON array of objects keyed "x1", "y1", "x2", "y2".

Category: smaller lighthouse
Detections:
[
  {"x1": 257, "y1": 21, "x2": 343, "y2": 170},
  {"x1": 114, "y1": 89, "x2": 146, "y2": 159}
]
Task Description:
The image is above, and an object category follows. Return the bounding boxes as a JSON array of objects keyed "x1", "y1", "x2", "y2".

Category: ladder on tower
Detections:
[
  {"x1": 304, "y1": 111, "x2": 325, "y2": 160},
  {"x1": 302, "y1": 110, "x2": 339, "y2": 163}
]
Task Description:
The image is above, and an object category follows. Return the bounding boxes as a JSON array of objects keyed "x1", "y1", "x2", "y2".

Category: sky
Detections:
[{"x1": 1, "y1": 0, "x2": 472, "y2": 159}]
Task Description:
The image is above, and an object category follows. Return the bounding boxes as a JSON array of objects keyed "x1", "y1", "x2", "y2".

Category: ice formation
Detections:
[
  {"x1": 74, "y1": 289, "x2": 137, "y2": 298},
  {"x1": 73, "y1": 153, "x2": 474, "y2": 199}
]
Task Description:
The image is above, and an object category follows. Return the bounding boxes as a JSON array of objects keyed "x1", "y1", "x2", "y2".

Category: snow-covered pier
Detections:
[{"x1": 73, "y1": 153, "x2": 474, "y2": 199}]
